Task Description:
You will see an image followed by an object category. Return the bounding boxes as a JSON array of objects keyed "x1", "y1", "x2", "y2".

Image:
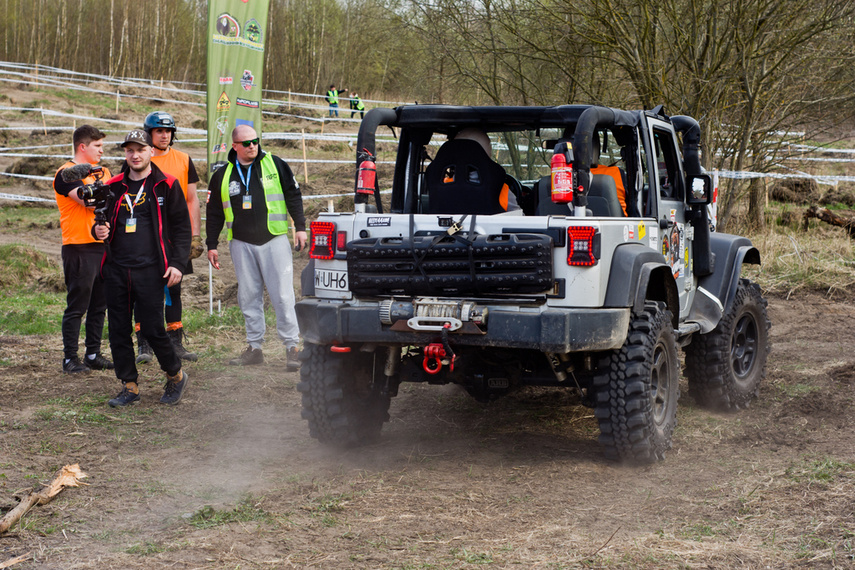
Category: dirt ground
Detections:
[
  {"x1": 1, "y1": 90, "x2": 855, "y2": 568},
  {"x1": 1, "y1": 193, "x2": 854, "y2": 569}
]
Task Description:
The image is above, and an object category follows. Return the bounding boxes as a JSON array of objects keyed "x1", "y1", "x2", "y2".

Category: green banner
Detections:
[{"x1": 206, "y1": 0, "x2": 270, "y2": 176}]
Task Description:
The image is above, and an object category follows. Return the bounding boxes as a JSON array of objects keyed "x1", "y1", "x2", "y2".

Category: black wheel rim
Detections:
[
  {"x1": 650, "y1": 340, "x2": 672, "y2": 425},
  {"x1": 731, "y1": 312, "x2": 758, "y2": 379}
]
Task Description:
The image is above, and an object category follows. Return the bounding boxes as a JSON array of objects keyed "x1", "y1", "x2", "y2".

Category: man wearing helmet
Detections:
[{"x1": 133, "y1": 111, "x2": 202, "y2": 363}]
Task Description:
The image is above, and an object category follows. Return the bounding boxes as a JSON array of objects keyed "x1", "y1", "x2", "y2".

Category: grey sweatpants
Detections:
[{"x1": 229, "y1": 234, "x2": 300, "y2": 349}]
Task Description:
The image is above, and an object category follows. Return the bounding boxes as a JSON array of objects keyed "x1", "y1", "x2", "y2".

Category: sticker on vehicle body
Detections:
[
  {"x1": 367, "y1": 217, "x2": 391, "y2": 227},
  {"x1": 623, "y1": 225, "x2": 635, "y2": 241}
]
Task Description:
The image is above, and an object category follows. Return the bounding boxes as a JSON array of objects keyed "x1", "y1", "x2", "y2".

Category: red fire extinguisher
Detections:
[
  {"x1": 551, "y1": 141, "x2": 574, "y2": 204},
  {"x1": 356, "y1": 149, "x2": 376, "y2": 195}
]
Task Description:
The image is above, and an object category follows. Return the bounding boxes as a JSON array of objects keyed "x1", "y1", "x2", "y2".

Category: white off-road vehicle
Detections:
[{"x1": 296, "y1": 104, "x2": 770, "y2": 463}]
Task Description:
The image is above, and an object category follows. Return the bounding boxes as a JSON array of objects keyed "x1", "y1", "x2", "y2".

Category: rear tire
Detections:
[
  {"x1": 684, "y1": 279, "x2": 770, "y2": 411},
  {"x1": 593, "y1": 301, "x2": 680, "y2": 463},
  {"x1": 297, "y1": 343, "x2": 391, "y2": 446}
]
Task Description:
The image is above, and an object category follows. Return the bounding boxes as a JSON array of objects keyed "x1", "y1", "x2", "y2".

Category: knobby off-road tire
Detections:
[
  {"x1": 297, "y1": 343, "x2": 391, "y2": 447},
  {"x1": 684, "y1": 278, "x2": 770, "y2": 411},
  {"x1": 593, "y1": 301, "x2": 680, "y2": 463}
]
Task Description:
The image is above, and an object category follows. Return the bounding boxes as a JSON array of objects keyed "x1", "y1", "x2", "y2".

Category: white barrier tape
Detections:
[
  {"x1": 0, "y1": 188, "x2": 391, "y2": 203},
  {"x1": 0, "y1": 61, "x2": 410, "y2": 108},
  {"x1": 302, "y1": 189, "x2": 392, "y2": 200},
  {"x1": 715, "y1": 170, "x2": 855, "y2": 183},
  {"x1": 0, "y1": 192, "x2": 53, "y2": 202},
  {"x1": 0, "y1": 172, "x2": 54, "y2": 181}
]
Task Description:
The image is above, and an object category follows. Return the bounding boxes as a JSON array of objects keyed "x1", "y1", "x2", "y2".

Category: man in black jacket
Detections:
[
  {"x1": 93, "y1": 129, "x2": 191, "y2": 407},
  {"x1": 206, "y1": 125, "x2": 307, "y2": 369}
]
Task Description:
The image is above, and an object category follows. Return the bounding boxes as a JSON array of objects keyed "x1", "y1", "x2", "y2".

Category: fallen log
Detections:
[
  {"x1": 804, "y1": 206, "x2": 855, "y2": 238},
  {"x1": 0, "y1": 464, "x2": 88, "y2": 535}
]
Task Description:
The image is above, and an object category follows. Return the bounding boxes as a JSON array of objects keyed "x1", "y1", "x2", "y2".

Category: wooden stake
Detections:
[
  {"x1": 328, "y1": 199, "x2": 334, "y2": 213},
  {"x1": 41, "y1": 111, "x2": 47, "y2": 135},
  {"x1": 321, "y1": 119, "x2": 325, "y2": 135},
  {"x1": 301, "y1": 129, "x2": 309, "y2": 185}
]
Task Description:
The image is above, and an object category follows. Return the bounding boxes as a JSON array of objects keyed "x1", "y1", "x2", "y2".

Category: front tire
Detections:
[
  {"x1": 593, "y1": 301, "x2": 680, "y2": 463},
  {"x1": 684, "y1": 279, "x2": 770, "y2": 411},
  {"x1": 297, "y1": 343, "x2": 391, "y2": 446}
]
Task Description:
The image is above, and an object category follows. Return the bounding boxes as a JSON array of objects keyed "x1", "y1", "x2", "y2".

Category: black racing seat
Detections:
[
  {"x1": 588, "y1": 174, "x2": 625, "y2": 217},
  {"x1": 424, "y1": 139, "x2": 506, "y2": 215}
]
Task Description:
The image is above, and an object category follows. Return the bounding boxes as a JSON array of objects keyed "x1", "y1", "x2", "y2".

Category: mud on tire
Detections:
[
  {"x1": 684, "y1": 278, "x2": 770, "y2": 411},
  {"x1": 593, "y1": 301, "x2": 680, "y2": 463},
  {"x1": 297, "y1": 343, "x2": 391, "y2": 447}
]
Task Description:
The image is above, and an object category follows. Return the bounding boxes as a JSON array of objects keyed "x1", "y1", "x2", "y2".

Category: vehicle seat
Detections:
[
  {"x1": 589, "y1": 174, "x2": 625, "y2": 217},
  {"x1": 534, "y1": 175, "x2": 572, "y2": 216},
  {"x1": 534, "y1": 174, "x2": 619, "y2": 217},
  {"x1": 424, "y1": 139, "x2": 506, "y2": 215}
]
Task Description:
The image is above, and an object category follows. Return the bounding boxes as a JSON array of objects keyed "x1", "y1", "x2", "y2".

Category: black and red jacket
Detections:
[{"x1": 92, "y1": 162, "x2": 191, "y2": 275}]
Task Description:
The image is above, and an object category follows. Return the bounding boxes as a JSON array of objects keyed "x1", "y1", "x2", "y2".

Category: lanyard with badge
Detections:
[
  {"x1": 123, "y1": 187, "x2": 145, "y2": 233},
  {"x1": 237, "y1": 163, "x2": 252, "y2": 210}
]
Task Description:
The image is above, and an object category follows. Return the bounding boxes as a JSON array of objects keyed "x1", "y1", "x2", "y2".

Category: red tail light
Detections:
[
  {"x1": 309, "y1": 221, "x2": 336, "y2": 259},
  {"x1": 567, "y1": 226, "x2": 600, "y2": 266}
]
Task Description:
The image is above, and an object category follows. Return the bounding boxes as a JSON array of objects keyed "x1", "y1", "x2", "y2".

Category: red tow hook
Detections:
[{"x1": 422, "y1": 324, "x2": 456, "y2": 374}]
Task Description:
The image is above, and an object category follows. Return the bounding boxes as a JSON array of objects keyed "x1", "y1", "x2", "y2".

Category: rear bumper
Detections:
[{"x1": 296, "y1": 299, "x2": 630, "y2": 353}]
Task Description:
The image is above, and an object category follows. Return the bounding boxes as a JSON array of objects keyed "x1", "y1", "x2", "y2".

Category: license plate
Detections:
[{"x1": 314, "y1": 268, "x2": 348, "y2": 291}]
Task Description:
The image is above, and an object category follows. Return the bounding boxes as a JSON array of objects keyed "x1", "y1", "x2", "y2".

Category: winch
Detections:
[{"x1": 379, "y1": 297, "x2": 487, "y2": 331}]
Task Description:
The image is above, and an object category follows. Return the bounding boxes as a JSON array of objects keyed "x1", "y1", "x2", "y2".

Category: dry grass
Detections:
[{"x1": 747, "y1": 204, "x2": 855, "y2": 299}]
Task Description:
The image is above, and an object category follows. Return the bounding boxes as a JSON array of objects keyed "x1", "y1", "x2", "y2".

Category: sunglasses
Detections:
[{"x1": 238, "y1": 138, "x2": 259, "y2": 147}]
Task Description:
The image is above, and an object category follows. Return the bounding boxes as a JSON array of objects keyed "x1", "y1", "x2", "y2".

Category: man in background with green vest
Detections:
[
  {"x1": 205, "y1": 124, "x2": 307, "y2": 370},
  {"x1": 325, "y1": 84, "x2": 347, "y2": 118}
]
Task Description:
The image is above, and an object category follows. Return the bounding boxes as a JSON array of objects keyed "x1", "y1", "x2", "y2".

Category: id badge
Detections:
[
  {"x1": 126, "y1": 217, "x2": 137, "y2": 233},
  {"x1": 242, "y1": 195, "x2": 252, "y2": 210}
]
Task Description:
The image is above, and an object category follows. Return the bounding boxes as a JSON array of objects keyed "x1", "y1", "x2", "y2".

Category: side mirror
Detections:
[{"x1": 686, "y1": 174, "x2": 712, "y2": 205}]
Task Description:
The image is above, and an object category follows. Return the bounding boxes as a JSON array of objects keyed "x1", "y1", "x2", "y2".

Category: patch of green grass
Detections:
[
  {"x1": 125, "y1": 540, "x2": 168, "y2": 556},
  {"x1": 777, "y1": 382, "x2": 823, "y2": 398},
  {"x1": 451, "y1": 547, "x2": 494, "y2": 564},
  {"x1": 0, "y1": 205, "x2": 57, "y2": 230},
  {"x1": 786, "y1": 457, "x2": 855, "y2": 483},
  {"x1": 36, "y1": 395, "x2": 114, "y2": 426},
  {"x1": 185, "y1": 495, "x2": 274, "y2": 529},
  {"x1": 0, "y1": 290, "x2": 65, "y2": 335},
  {"x1": 678, "y1": 522, "x2": 716, "y2": 541}
]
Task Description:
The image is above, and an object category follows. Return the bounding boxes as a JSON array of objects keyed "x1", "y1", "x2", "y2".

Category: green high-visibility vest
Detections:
[
  {"x1": 219, "y1": 153, "x2": 289, "y2": 241},
  {"x1": 327, "y1": 89, "x2": 338, "y2": 104}
]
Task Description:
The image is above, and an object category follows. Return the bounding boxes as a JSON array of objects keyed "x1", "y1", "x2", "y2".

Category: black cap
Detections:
[{"x1": 121, "y1": 129, "x2": 152, "y2": 148}]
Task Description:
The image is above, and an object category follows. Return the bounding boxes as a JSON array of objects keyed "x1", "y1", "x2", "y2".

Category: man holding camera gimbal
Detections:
[
  {"x1": 93, "y1": 129, "x2": 191, "y2": 407},
  {"x1": 53, "y1": 125, "x2": 114, "y2": 374}
]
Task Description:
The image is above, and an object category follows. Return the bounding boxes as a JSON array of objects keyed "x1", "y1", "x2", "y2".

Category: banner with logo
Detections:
[{"x1": 206, "y1": 1, "x2": 269, "y2": 176}]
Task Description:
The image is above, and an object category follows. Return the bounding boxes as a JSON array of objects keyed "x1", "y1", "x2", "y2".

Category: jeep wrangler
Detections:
[{"x1": 296, "y1": 104, "x2": 770, "y2": 463}]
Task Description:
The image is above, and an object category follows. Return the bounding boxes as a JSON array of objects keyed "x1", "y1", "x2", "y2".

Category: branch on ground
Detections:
[{"x1": 0, "y1": 464, "x2": 88, "y2": 535}]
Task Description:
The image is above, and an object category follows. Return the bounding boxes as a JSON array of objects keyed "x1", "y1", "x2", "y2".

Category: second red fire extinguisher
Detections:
[
  {"x1": 551, "y1": 141, "x2": 574, "y2": 204},
  {"x1": 357, "y1": 149, "x2": 376, "y2": 195}
]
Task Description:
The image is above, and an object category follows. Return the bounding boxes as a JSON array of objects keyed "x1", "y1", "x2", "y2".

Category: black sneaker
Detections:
[
  {"x1": 160, "y1": 371, "x2": 189, "y2": 405},
  {"x1": 286, "y1": 346, "x2": 301, "y2": 371},
  {"x1": 108, "y1": 386, "x2": 140, "y2": 407},
  {"x1": 86, "y1": 353, "x2": 114, "y2": 371},
  {"x1": 228, "y1": 346, "x2": 263, "y2": 366},
  {"x1": 62, "y1": 357, "x2": 90, "y2": 374}
]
